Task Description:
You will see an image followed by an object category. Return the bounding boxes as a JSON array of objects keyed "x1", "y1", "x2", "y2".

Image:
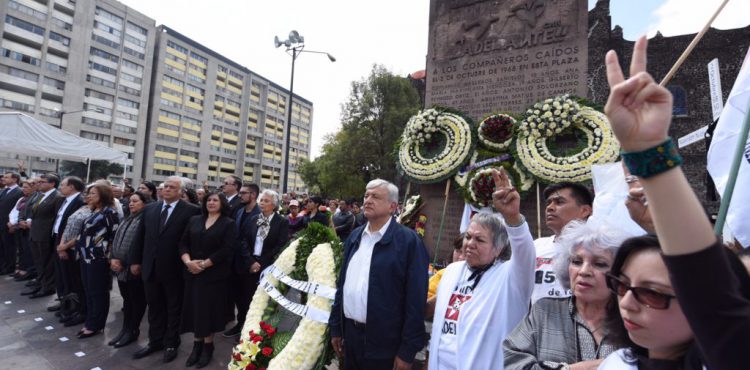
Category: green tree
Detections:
[
  {"x1": 60, "y1": 160, "x2": 123, "y2": 181},
  {"x1": 301, "y1": 65, "x2": 421, "y2": 198}
]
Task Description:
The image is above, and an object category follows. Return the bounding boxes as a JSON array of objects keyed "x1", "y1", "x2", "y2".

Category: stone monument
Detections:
[{"x1": 421, "y1": 0, "x2": 589, "y2": 262}]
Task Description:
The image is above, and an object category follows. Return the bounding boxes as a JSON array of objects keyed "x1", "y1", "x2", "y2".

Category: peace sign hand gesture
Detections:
[
  {"x1": 604, "y1": 36, "x2": 673, "y2": 152},
  {"x1": 491, "y1": 168, "x2": 522, "y2": 225}
]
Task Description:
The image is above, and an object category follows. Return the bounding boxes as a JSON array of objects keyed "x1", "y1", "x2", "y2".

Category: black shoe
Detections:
[
  {"x1": 185, "y1": 341, "x2": 203, "y2": 367},
  {"x1": 47, "y1": 303, "x2": 61, "y2": 312},
  {"x1": 133, "y1": 344, "x2": 164, "y2": 359},
  {"x1": 14, "y1": 272, "x2": 33, "y2": 281},
  {"x1": 108, "y1": 329, "x2": 127, "y2": 346},
  {"x1": 222, "y1": 323, "x2": 242, "y2": 337},
  {"x1": 63, "y1": 314, "x2": 86, "y2": 327},
  {"x1": 29, "y1": 290, "x2": 55, "y2": 299},
  {"x1": 196, "y1": 343, "x2": 213, "y2": 368},
  {"x1": 25, "y1": 279, "x2": 38, "y2": 287},
  {"x1": 114, "y1": 330, "x2": 139, "y2": 348},
  {"x1": 20, "y1": 287, "x2": 40, "y2": 296},
  {"x1": 163, "y1": 347, "x2": 178, "y2": 363},
  {"x1": 78, "y1": 329, "x2": 102, "y2": 339}
]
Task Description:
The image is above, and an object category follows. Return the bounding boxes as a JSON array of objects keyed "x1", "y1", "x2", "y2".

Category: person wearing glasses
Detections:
[
  {"x1": 222, "y1": 176, "x2": 242, "y2": 211},
  {"x1": 503, "y1": 220, "x2": 628, "y2": 370},
  {"x1": 600, "y1": 35, "x2": 750, "y2": 369}
]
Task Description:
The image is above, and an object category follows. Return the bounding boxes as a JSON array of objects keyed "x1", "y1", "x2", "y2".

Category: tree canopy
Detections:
[
  {"x1": 60, "y1": 160, "x2": 123, "y2": 182},
  {"x1": 299, "y1": 65, "x2": 421, "y2": 199}
]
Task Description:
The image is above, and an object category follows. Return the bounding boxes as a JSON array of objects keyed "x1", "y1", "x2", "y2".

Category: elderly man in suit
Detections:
[
  {"x1": 24, "y1": 174, "x2": 63, "y2": 298},
  {"x1": 130, "y1": 176, "x2": 201, "y2": 363},
  {"x1": 329, "y1": 179, "x2": 429, "y2": 370},
  {"x1": 49, "y1": 176, "x2": 85, "y2": 312},
  {"x1": 222, "y1": 175, "x2": 242, "y2": 211},
  {"x1": 0, "y1": 172, "x2": 23, "y2": 275}
]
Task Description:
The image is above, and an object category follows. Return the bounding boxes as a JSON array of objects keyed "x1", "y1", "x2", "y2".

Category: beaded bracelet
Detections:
[{"x1": 621, "y1": 137, "x2": 683, "y2": 179}]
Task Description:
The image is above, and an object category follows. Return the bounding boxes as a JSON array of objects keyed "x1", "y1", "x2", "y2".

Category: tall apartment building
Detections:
[
  {"x1": 1, "y1": 1, "x2": 313, "y2": 193},
  {"x1": 144, "y1": 26, "x2": 312, "y2": 191},
  {"x1": 0, "y1": 0, "x2": 156, "y2": 178}
]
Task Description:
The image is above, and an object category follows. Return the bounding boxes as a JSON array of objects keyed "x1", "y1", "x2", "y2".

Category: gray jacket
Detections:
[{"x1": 503, "y1": 297, "x2": 619, "y2": 370}]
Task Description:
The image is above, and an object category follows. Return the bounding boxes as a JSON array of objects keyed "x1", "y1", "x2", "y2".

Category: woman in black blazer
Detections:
[
  {"x1": 179, "y1": 192, "x2": 236, "y2": 368},
  {"x1": 246, "y1": 190, "x2": 290, "y2": 275}
]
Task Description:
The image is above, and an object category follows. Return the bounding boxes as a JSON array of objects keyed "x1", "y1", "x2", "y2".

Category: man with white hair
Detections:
[
  {"x1": 130, "y1": 176, "x2": 201, "y2": 363},
  {"x1": 329, "y1": 179, "x2": 429, "y2": 370}
]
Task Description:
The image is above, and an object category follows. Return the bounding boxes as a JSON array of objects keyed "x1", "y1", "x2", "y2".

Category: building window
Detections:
[
  {"x1": 155, "y1": 144, "x2": 178, "y2": 154},
  {"x1": 113, "y1": 137, "x2": 135, "y2": 146},
  {"x1": 49, "y1": 32, "x2": 70, "y2": 46},
  {"x1": 81, "y1": 117, "x2": 111, "y2": 129},
  {"x1": 167, "y1": 40, "x2": 188, "y2": 54},
  {"x1": 667, "y1": 85, "x2": 688, "y2": 117},
  {"x1": 118, "y1": 84, "x2": 141, "y2": 96},
  {"x1": 124, "y1": 34, "x2": 146, "y2": 48},
  {"x1": 123, "y1": 46, "x2": 145, "y2": 60},
  {"x1": 5, "y1": 15, "x2": 45, "y2": 35},
  {"x1": 94, "y1": 7, "x2": 123, "y2": 25},
  {"x1": 189, "y1": 51, "x2": 208, "y2": 65},
  {"x1": 114, "y1": 124, "x2": 137, "y2": 134},
  {"x1": 8, "y1": 1, "x2": 47, "y2": 21},
  {"x1": 121, "y1": 59, "x2": 143, "y2": 72},
  {"x1": 46, "y1": 61, "x2": 67, "y2": 74},
  {"x1": 91, "y1": 34, "x2": 120, "y2": 49},
  {"x1": 85, "y1": 88, "x2": 114, "y2": 102},
  {"x1": 94, "y1": 21, "x2": 122, "y2": 38},
  {"x1": 117, "y1": 97, "x2": 139, "y2": 109},
  {"x1": 0, "y1": 65, "x2": 39, "y2": 82},
  {"x1": 89, "y1": 61, "x2": 116, "y2": 75},
  {"x1": 80, "y1": 130, "x2": 110, "y2": 142},
  {"x1": 120, "y1": 72, "x2": 142, "y2": 84},
  {"x1": 1, "y1": 48, "x2": 41, "y2": 66},
  {"x1": 126, "y1": 22, "x2": 147, "y2": 36},
  {"x1": 90, "y1": 47, "x2": 119, "y2": 62},
  {"x1": 86, "y1": 74, "x2": 115, "y2": 89}
]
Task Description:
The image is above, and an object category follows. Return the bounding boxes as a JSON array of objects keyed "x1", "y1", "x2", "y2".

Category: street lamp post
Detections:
[{"x1": 274, "y1": 31, "x2": 335, "y2": 194}]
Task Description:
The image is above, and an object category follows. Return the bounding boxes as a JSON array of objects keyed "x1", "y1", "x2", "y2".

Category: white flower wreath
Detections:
[
  {"x1": 229, "y1": 239, "x2": 337, "y2": 370},
  {"x1": 477, "y1": 113, "x2": 516, "y2": 151},
  {"x1": 516, "y1": 103, "x2": 620, "y2": 183},
  {"x1": 399, "y1": 109, "x2": 474, "y2": 183}
]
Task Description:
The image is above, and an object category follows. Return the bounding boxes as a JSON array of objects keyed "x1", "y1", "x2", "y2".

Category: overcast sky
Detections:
[{"x1": 117, "y1": 0, "x2": 749, "y2": 158}]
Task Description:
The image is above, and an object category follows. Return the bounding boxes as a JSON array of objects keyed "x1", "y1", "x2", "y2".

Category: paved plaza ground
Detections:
[{"x1": 0, "y1": 274, "x2": 236, "y2": 370}]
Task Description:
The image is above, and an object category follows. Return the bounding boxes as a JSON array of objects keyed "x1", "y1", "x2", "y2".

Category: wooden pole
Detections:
[
  {"x1": 433, "y1": 181, "x2": 452, "y2": 265},
  {"x1": 536, "y1": 182, "x2": 542, "y2": 238},
  {"x1": 660, "y1": 0, "x2": 731, "y2": 87},
  {"x1": 402, "y1": 182, "x2": 411, "y2": 206}
]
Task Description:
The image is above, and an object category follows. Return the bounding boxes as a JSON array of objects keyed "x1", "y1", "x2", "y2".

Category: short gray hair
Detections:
[
  {"x1": 469, "y1": 213, "x2": 511, "y2": 261},
  {"x1": 554, "y1": 220, "x2": 629, "y2": 290},
  {"x1": 165, "y1": 176, "x2": 184, "y2": 190},
  {"x1": 260, "y1": 189, "x2": 280, "y2": 207},
  {"x1": 366, "y1": 179, "x2": 399, "y2": 203}
]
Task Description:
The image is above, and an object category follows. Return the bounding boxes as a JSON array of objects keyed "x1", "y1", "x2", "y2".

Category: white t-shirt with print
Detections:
[
  {"x1": 437, "y1": 268, "x2": 474, "y2": 370},
  {"x1": 531, "y1": 236, "x2": 571, "y2": 303}
]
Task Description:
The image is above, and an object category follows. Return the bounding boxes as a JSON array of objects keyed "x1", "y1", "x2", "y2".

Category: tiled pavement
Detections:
[{"x1": 0, "y1": 274, "x2": 236, "y2": 370}]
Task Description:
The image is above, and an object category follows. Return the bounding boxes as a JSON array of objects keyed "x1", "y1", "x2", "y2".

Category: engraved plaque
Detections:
[{"x1": 426, "y1": 0, "x2": 589, "y2": 119}]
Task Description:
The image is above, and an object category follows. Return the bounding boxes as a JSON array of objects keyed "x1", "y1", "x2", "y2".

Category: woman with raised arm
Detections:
[
  {"x1": 427, "y1": 169, "x2": 536, "y2": 370},
  {"x1": 602, "y1": 35, "x2": 750, "y2": 369}
]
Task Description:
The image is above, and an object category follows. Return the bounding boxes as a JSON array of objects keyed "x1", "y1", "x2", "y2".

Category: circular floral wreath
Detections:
[
  {"x1": 515, "y1": 95, "x2": 620, "y2": 183},
  {"x1": 455, "y1": 151, "x2": 527, "y2": 208},
  {"x1": 478, "y1": 113, "x2": 516, "y2": 151},
  {"x1": 230, "y1": 233, "x2": 340, "y2": 370},
  {"x1": 399, "y1": 108, "x2": 475, "y2": 183}
]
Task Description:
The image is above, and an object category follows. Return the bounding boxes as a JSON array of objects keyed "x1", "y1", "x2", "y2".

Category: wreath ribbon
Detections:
[
  {"x1": 258, "y1": 265, "x2": 336, "y2": 324},
  {"x1": 458, "y1": 154, "x2": 512, "y2": 176},
  {"x1": 263, "y1": 265, "x2": 337, "y2": 299}
]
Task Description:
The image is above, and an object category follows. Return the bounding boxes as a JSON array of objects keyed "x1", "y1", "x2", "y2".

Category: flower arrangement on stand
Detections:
[
  {"x1": 229, "y1": 223, "x2": 343, "y2": 370},
  {"x1": 415, "y1": 215, "x2": 427, "y2": 238},
  {"x1": 398, "y1": 108, "x2": 475, "y2": 183},
  {"x1": 454, "y1": 150, "x2": 527, "y2": 208},
  {"x1": 477, "y1": 113, "x2": 517, "y2": 151},
  {"x1": 515, "y1": 95, "x2": 620, "y2": 183}
]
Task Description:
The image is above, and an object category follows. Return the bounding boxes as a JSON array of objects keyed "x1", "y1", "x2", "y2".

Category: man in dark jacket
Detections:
[
  {"x1": 0, "y1": 172, "x2": 23, "y2": 275},
  {"x1": 329, "y1": 179, "x2": 429, "y2": 370},
  {"x1": 130, "y1": 176, "x2": 200, "y2": 363},
  {"x1": 25, "y1": 174, "x2": 62, "y2": 298}
]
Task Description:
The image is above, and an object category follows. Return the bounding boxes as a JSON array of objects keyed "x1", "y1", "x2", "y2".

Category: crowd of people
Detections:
[
  {"x1": 0, "y1": 166, "x2": 364, "y2": 368},
  {"x1": 1, "y1": 37, "x2": 748, "y2": 370}
]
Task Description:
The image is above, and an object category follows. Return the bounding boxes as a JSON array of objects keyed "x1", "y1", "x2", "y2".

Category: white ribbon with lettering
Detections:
[{"x1": 258, "y1": 265, "x2": 336, "y2": 323}]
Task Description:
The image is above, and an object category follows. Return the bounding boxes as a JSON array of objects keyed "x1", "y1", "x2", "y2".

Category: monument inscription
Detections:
[{"x1": 426, "y1": 0, "x2": 589, "y2": 118}]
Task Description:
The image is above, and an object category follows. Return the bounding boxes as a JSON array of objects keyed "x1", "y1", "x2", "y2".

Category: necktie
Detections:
[
  {"x1": 160, "y1": 204, "x2": 171, "y2": 230},
  {"x1": 33, "y1": 194, "x2": 44, "y2": 211}
]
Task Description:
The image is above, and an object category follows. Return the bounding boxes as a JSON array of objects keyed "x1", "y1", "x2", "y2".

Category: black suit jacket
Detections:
[
  {"x1": 132, "y1": 200, "x2": 201, "y2": 282},
  {"x1": 0, "y1": 186, "x2": 23, "y2": 229},
  {"x1": 29, "y1": 190, "x2": 62, "y2": 243},
  {"x1": 242, "y1": 213, "x2": 289, "y2": 273},
  {"x1": 227, "y1": 195, "x2": 241, "y2": 212},
  {"x1": 54, "y1": 194, "x2": 85, "y2": 239}
]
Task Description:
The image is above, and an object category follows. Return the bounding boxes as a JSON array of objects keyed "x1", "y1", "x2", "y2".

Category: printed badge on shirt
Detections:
[{"x1": 442, "y1": 279, "x2": 473, "y2": 336}]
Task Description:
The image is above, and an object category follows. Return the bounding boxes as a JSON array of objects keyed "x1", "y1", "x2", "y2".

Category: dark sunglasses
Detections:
[{"x1": 606, "y1": 273, "x2": 676, "y2": 310}]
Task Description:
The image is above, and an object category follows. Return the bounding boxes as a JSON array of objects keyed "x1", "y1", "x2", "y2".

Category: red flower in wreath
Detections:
[
  {"x1": 262, "y1": 347, "x2": 273, "y2": 357},
  {"x1": 245, "y1": 364, "x2": 257, "y2": 370}
]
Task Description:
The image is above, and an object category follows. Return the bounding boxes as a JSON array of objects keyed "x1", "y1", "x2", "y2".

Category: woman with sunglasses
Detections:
[
  {"x1": 601, "y1": 235, "x2": 701, "y2": 368},
  {"x1": 503, "y1": 220, "x2": 628, "y2": 370},
  {"x1": 602, "y1": 35, "x2": 750, "y2": 369}
]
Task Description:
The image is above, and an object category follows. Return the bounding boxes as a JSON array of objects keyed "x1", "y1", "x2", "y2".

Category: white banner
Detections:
[
  {"x1": 707, "y1": 49, "x2": 750, "y2": 248},
  {"x1": 258, "y1": 266, "x2": 335, "y2": 323},
  {"x1": 264, "y1": 265, "x2": 336, "y2": 300}
]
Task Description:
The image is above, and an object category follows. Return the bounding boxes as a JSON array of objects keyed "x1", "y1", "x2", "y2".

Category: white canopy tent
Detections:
[{"x1": 0, "y1": 112, "x2": 128, "y2": 180}]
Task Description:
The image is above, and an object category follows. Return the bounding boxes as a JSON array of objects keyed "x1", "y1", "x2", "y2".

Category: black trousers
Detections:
[
  {"x1": 0, "y1": 229, "x2": 16, "y2": 271},
  {"x1": 30, "y1": 240, "x2": 55, "y2": 292},
  {"x1": 53, "y1": 234, "x2": 82, "y2": 299},
  {"x1": 227, "y1": 271, "x2": 258, "y2": 325},
  {"x1": 117, "y1": 278, "x2": 146, "y2": 333},
  {"x1": 344, "y1": 319, "x2": 395, "y2": 370},
  {"x1": 14, "y1": 231, "x2": 34, "y2": 272},
  {"x1": 80, "y1": 258, "x2": 110, "y2": 331},
  {"x1": 144, "y1": 276, "x2": 184, "y2": 348}
]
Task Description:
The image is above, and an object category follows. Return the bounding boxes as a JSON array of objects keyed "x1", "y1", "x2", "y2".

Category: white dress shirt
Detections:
[
  {"x1": 343, "y1": 217, "x2": 392, "y2": 323},
  {"x1": 161, "y1": 199, "x2": 179, "y2": 224},
  {"x1": 254, "y1": 212, "x2": 274, "y2": 256},
  {"x1": 53, "y1": 192, "x2": 81, "y2": 234}
]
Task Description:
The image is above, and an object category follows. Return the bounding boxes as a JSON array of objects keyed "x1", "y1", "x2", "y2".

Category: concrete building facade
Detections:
[{"x1": 0, "y1": 0, "x2": 313, "y2": 193}]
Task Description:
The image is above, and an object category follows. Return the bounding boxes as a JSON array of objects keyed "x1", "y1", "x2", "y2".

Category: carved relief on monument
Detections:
[{"x1": 426, "y1": 0, "x2": 589, "y2": 118}]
